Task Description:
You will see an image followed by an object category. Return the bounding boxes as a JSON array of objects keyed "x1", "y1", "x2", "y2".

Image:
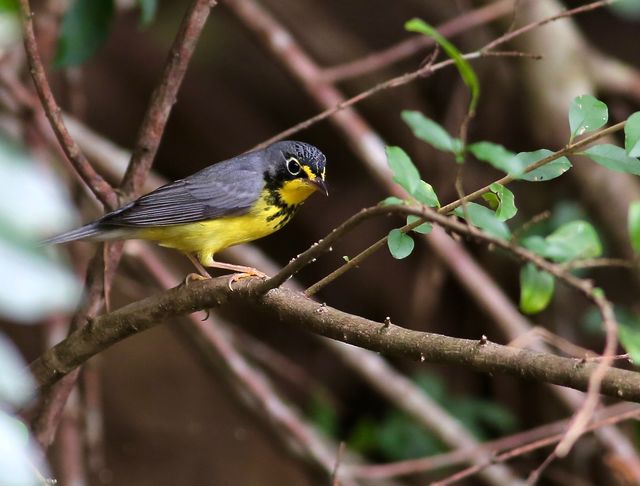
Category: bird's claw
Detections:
[
  {"x1": 228, "y1": 270, "x2": 269, "y2": 291},
  {"x1": 184, "y1": 272, "x2": 210, "y2": 286}
]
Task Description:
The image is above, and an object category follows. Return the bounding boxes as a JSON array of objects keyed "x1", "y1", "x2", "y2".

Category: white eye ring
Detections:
[{"x1": 286, "y1": 157, "x2": 302, "y2": 176}]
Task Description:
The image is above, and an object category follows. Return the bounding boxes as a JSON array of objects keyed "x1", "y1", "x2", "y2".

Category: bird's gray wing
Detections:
[{"x1": 102, "y1": 158, "x2": 264, "y2": 227}]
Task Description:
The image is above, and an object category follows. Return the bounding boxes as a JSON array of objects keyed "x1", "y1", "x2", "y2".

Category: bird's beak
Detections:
[{"x1": 310, "y1": 178, "x2": 329, "y2": 196}]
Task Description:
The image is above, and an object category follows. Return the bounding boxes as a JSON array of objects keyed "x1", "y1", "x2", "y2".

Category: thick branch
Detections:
[{"x1": 28, "y1": 277, "x2": 640, "y2": 402}]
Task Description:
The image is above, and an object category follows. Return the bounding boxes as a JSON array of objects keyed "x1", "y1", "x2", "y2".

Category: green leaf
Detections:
[
  {"x1": 386, "y1": 146, "x2": 421, "y2": 195},
  {"x1": 543, "y1": 221, "x2": 603, "y2": 262},
  {"x1": 454, "y1": 202, "x2": 511, "y2": 240},
  {"x1": 405, "y1": 19, "x2": 480, "y2": 113},
  {"x1": 583, "y1": 144, "x2": 640, "y2": 175},
  {"x1": 401, "y1": 111, "x2": 461, "y2": 154},
  {"x1": 468, "y1": 142, "x2": 519, "y2": 173},
  {"x1": 412, "y1": 180, "x2": 440, "y2": 207},
  {"x1": 54, "y1": 0, "x2": 114, "y2": 67},
  {"x1": 519, "y1": 263, "x2": 555, "y2": 314},
  {"x1": 0, "y1": 0, "x2": 18, "y2": 13},
  {"x1": 625, "y1": 112, "x2": 640, "y2": 157},
  {"x1": 380, "y1": 196, "x2": 405, "y2": 206},
  {"x1": 569, "y1": 95, "x2": 608, "y2": 140},
  {"x1": 629, "y1": 201, "x2": 640, "y2": 253},
  {"x1": 388, "y1": 229, "x2": 414, "y2": 259},
  {"x1": 510, "y1": 150, "x2": 572, "y2": 181},
  {"x1": 489, "y1": 183, "x2": 517, "y2": 221},
  {"x1": 137, "y1": 0, "x2": 157, "y2": 26},
  {"x1": 407, "y1": 215, "x2": 432, "y2": 234},
  {"x1": 482, "y1": 192, "x2": 499, "y2": 209}
]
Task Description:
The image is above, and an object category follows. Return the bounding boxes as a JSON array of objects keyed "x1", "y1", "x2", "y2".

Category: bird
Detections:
[{"x1": 45, "y1": 140, "x2": 328, "y2": 280}]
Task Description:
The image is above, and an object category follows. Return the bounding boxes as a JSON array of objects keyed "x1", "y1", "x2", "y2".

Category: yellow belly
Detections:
[{"x1": 137, "y1": 192, "x2": 301, "y2": 266}]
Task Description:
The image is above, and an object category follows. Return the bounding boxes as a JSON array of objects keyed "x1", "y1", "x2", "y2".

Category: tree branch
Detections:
[{"x1": 28, "y1": 276, "x2": 640, "y2": 402}]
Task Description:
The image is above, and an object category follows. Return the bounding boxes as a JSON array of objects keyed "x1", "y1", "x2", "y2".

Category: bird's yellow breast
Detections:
[{"x1": 137, "y1": 180, "x2": 315, "y2": 266}]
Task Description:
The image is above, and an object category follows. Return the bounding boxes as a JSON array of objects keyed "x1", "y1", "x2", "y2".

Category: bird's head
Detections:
[{"x1": 265, "y1": 141, "x2": 328, "y2": 205}]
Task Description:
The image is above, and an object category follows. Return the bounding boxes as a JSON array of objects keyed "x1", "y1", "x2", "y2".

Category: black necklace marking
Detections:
[{"x1": 263, "y1": 173, "x2": 301, "y2": 230}]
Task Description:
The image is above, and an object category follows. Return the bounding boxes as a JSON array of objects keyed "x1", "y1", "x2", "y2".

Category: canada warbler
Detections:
[{"x1": 45, "y1": 141, "x2": 327, "y2": 277}]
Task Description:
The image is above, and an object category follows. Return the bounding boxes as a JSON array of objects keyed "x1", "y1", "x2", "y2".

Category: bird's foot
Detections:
[
  {"x1": 228, "y1": 268, "x2": 269, "y2": 290},
  {"x1": 184, "y1": 272, "x2": 210, "y2": 286}
]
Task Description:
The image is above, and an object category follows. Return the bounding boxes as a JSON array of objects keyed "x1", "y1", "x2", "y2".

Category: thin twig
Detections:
[
  {"x1": 250, "y1": 0, "x2": 614, "y2": 149},
  {"x1": 431, "y1": 404, "x2": 640, "y2": 485},
  {"x1": 346, "y1": 402, "x2": 639, "y2": 479},
  {"x1": 319, "y1": 0, "x2": 519, "y2": 82}
]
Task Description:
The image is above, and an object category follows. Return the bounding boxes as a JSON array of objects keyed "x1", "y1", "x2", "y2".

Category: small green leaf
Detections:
[
  {"x1": 569, "y1": 95, "x2": 608, "y2": 140},
  {"x1": 544, "y1": 221, "x2": 603, "y2": 262},
  {"x1": 510, "y1": 150, "x2": 572, "y2": 181},
  {"x1": 386, "y1": 146, "x2": 421, "y2": 195},
  {"x1": 629, "y1": 201, "x2": 640, "y2": 253},
  {"x1": 137, "y1": 0, "x2": 157, "y2": 26},
  {"x1": 54, "y1": 0, "x2": 114, "y2": 67},
  {"x1": 407, "y1": 215, "x2": 432, "y2": 234},
  {"x1": 489, "y1": 183, "x2": 517, "y2": 221},
  {"x1": 388, "y1": 229, "x2": 415, "y2": 259},
  {"x1": 519, "y1": 263, "x2": 555, "y2": 314},
  {"x1": 482, "y1": 192, "x2": 499, "y2": 209},
  {"x1": 405, "y1": 19, "x2": 480, "y2": 113},
  {"x1": 454, "y1": 202, "x2": 511, "y2": 240},
  {"x1": 401, "y1": 111, "x2": 461, "y2": 153},
  {"x1": 625, "y1": 112, "x2": 640, "y2": 157},
  {"x1": 342, "y1": 255, "x2": 350, "y2": 262},
  {"x1": 468, "y1": 142, "x2": 519, "y2": 173},
  {"x1": 583, "y1": 144, "x2": 640, "y2": 175},
  {"x1": 380, "y1": 196, "x2": 405, "y2": 206},
  {"x1": 413, "y1": 180, "x2": 440, "y2": 207}
]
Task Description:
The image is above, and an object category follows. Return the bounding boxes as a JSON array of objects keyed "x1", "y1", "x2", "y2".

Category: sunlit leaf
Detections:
[
  {"x1": 519, "y1": 263, "x2": 555, "y2": 314},
  {"x1": 568, "y1": 95, "x2": 608, "y2": 140},
  {"x1": 583, "y1": 144, "x2": 640, "y2": 175},
  {"x1": 388, "y1": 229, "x2": 414, "y2": 259},
  {"x1": 510, "y1": 150, "x2": 572, "y2": 181},
  {"x1": 386, "y1": 146, "x2": 421, "y2": 195}
]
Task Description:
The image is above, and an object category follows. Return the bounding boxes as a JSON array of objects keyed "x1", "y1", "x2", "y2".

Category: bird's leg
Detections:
[
  {"x1": 184, "y1": 253, "x2": 211, "y2": 284},
  {"x1": 206, "y1": 260, "x2": 269, "y2": 290}
]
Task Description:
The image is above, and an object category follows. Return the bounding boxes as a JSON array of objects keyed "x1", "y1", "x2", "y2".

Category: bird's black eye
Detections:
[{"x1": 286, "y1": 157, "x2": 302, "y2": 176}]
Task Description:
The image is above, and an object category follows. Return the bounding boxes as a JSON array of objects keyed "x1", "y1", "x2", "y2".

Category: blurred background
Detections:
[{"x1": 1, "y1": 0, "x2": 640, "y2": 484}]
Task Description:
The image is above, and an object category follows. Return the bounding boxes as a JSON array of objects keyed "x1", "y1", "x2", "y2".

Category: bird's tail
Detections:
[{"x1": 42, "y1": 222, "x2": 104, "y2": 245}]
